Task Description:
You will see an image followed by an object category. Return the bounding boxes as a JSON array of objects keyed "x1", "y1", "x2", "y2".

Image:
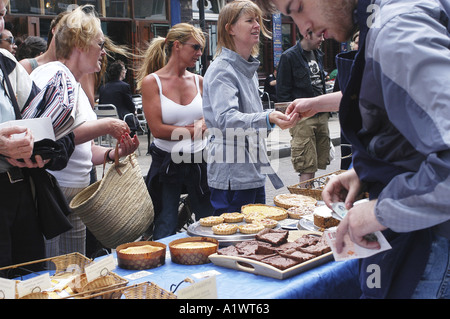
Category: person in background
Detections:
[
  {"x1": 262, "y1": 68, "x2": 277, "y2": 103},
  {"x1": 0, "y1": 0, "x2": 75, "y2": 276},
  {"x1": 202, "y1": 0, "x2": 298, "y2": 215},
  {"x1": 255, "y1": 0, "x2": 450, "y2": 299},
  {"x1": 30, "y1": 5, "x2": 139, "y2": 260},
  {"x1": 0, "y1": 28, "x2": 17, "y2": 56},
  {"x1": 19, "y1": 12, "x2": 68, "y2": 74},
  {"x1": 15, "y1": 35, "x2": 47, "y2": 62},
  {"x1": 276, "y1": 31, "x2": 330, "y2": 185},
  {"x1": 98, "y1": 60, "x2": 138, "y2": 134},
  {"x1": 136, "y1": 23, "x2": 214, "y2": 240}
]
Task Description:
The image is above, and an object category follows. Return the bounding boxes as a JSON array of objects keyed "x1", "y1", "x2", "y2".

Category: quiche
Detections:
[
  {"x1": 199, "y1": 216, "x2": 224, "y2": 226},
  {"x1": 253, "y1": 218, "x2": 278, "y2": 229},
  {"x1": 220, "y1": 212, "x2": 244, "y2": 223},
  {"x1": 212, "y1": 223, "x2": 239, "y2": 235},
  {"x1": 273, "y1": 194, "x2": 317, "y2": 209},
  {"x1": 241, "y1": 204, "x2": 288, "y2": 221},
  {"x1": 238, "y1": 223, "x2": 265, "y2": 234}
]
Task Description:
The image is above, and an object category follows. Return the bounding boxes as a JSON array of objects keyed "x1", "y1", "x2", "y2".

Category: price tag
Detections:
[
  {"x1": 177, "y1": 276, "x2": 217, "y2": 299},
  {"x1": 16, "y1": 273, "x2": 52, "y2": 298},
  {"x1": 0, "y1": 277, "x2": 17, "y2": 299},
  {"x1": 85, "y1": 255, "x2": 116, "y2": 282}
]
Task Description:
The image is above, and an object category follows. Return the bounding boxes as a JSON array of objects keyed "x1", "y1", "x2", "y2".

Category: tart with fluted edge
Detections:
[
  {"x1": 252, "y1": 218, "x2": 278, "y2": 229},
  {"x1": 199, "y1": 216, "x2": 224, "y2": 226},
  {"x1": 238, "y1": 223, "x2": 265, "y2": 234},
  {"x1": 287, "y1": 206, "x2": 315, "y2": 219},
  {"x1": 241, "y1": 204, "x2": 288, "y2": 221},
  {"x1": 273, "y1": 193, "x2": 317, "y2": 209},
  {"x1": 212, "y1": 223, "x2": 239, "y2": 235},
  {"x1": 220, "y1": 212, "x2": 244, "y2": 223},
  {"x1": 244, "y1": 211, "x2": 266, "y2": 223}
]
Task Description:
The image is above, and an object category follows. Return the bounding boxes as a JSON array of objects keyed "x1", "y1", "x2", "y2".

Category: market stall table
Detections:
[{"x1": 108, "y1": 232, "x2": 362, "y2": 299}]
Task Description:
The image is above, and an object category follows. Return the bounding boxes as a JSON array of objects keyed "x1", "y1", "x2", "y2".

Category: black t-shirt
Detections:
[{"x1": 303, "y1": 50, "x2": 323, "y2": 96}]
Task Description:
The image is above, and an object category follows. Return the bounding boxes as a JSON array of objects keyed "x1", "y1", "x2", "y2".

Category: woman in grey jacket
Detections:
[{"x1": 202, "y1": 0, "x2": 298, "y2": 214}]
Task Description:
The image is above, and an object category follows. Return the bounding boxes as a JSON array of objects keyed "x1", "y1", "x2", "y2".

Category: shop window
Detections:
[
  {"x1": 44, "y1": 0, "x2": 73, "y2": 15},
  {"x1": 79, "y1": 0, "x2": 102, "y2": 13},
  {"x1": 105, "y1": 0, "x2": 130, "y2": 18},
  {"x1": 192, "y1": 0, "x2": 225, "y2": 20},
  {"x1": 9, "y1": 0, "x2": 41, "y2": 14},
  {"x1": 134, "y1": 0, "x2": 167, "y2": 20}
]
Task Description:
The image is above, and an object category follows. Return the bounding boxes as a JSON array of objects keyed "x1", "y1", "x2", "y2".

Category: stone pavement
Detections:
[{"x1": 95, "y1": 115, "x2": 343, "y2": 204}]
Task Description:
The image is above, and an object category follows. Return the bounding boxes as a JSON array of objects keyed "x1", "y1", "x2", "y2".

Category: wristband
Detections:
[{"x1": 105, "y1": 148, "x2": 114, "y2": 163}]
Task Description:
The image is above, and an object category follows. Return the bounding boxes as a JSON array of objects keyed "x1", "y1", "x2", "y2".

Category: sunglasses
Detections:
[
  {"x1": 98, "y1": 41, "x2": 105, "y2": 50},
  {"x1": 0, "y1": 36, "x2": 14, "y2": 45},
  {"x1": 183, "y1": 42, "x2": 203, "y2": 52}
]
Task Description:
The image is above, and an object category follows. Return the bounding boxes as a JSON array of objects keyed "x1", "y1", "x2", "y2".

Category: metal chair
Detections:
[{"x1": 94, "y1": 104, "x2": 119, "y2": 147}]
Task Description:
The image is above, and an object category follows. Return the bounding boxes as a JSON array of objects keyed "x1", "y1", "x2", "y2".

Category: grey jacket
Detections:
[{"x1": 202, "y1": 48, "x2": 275, "y2": 190}]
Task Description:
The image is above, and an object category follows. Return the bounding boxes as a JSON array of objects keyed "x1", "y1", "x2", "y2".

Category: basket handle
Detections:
[{"x1": 101, "y1": 143, "x2": 126, "y2": 177}]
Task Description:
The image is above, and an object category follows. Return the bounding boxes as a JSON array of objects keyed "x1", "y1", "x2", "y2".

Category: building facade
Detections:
[{"x1": 6, "y1": 0, "x2": 340, "y2": 94}]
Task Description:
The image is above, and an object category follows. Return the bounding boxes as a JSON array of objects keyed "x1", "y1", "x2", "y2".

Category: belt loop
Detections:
[{"x1": 7, "y1": 167, "x2": 24, "y2": 183}]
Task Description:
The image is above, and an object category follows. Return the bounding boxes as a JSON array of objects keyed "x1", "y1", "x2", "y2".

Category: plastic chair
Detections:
[{"x1": 94, "y1": 104, "x2": 119, "y2": 147}]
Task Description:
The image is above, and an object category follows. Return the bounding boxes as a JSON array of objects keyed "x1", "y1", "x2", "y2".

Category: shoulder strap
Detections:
[
  {"x1": 151, "y1": 73, "x2": 163, "y2": 96},
  {"x1": 195, "y1": 74, "x2": 201, "y2": 94},
  {"x1": 0, "y1": 55, "x2": 22, "y2": 119}
]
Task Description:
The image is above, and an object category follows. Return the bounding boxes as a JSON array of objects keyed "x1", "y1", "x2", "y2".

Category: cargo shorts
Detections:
[{"x1": 289, "y1": 112, "x2": 330, "y2": 174}]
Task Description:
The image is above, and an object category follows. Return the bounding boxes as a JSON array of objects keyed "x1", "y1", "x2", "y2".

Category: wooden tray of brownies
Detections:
[{"x1": 208, "y1": 229, "x2": 332, "y2": 280}]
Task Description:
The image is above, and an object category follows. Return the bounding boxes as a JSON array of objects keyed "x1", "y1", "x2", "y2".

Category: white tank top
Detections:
[{"x1": 152, "y1": 73, "x2": 207, "y2": 154}]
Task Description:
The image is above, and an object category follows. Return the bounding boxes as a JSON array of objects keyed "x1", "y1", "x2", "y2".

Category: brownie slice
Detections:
[
  {"x1": 261, "y1": 255, "x2": 300, "y2": 270},
  {"x1": 298, "y1": 237, "x2": 331, "y2": 256},
  {"x1": 279, "y1": 250, "x2": 315, "y2": 263},
  {"x1": 217, "y1": 245, "x2": 240, "y2": 256},
  {"x1": 294, "y1": 234, "x2": 321, "y2": 247},
  {"x1": 255, "y1": 228, "x2": 289, "y2": 246}
]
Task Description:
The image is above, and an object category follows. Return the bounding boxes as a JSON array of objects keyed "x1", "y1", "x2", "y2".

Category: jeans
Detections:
[
  {"x1": 153, "y1": 165, "x2": 214, "y2": 240},
  {"x1": 411, "y1": 234, "x2": 450, "y2": 299},
  {"x1": 209, "y1": 186, "x2": 266, "y2": 215}
]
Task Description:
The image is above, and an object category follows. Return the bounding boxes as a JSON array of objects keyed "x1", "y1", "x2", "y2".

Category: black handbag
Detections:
[
  {"x1": 0, "y1": 58, "x2": 73, "y2": 240},
  {"x1": 28, "y1": 168, "x2": 73, "y2": 240}
]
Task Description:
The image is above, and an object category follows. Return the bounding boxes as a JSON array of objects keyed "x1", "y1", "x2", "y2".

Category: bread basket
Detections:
[
  {"x1": 169, "y1": 237, "x2": 218, "y2": 265},
  {"x1": 116, "y1": 241, "x2": 166, "y2": 270}
]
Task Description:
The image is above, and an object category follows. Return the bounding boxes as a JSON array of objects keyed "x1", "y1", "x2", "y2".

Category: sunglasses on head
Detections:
[
  {"x1": 183, "y1": 42, "x2": 203, "y2": 51},
  {"x1": 0, "y1": 36, "x2": 14, "y2": 44}
]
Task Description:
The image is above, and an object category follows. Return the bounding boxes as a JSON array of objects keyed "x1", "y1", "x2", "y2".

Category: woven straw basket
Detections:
[
  {"x1": 287, "y1": 170, "x2": 346, "y2": 200},
  {"x1": 70, "y1": 149, "x2": 153, "y2": 249}
]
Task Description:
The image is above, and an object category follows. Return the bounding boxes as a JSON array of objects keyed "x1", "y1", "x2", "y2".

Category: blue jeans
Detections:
[
  {"x1": 209, "y1": 186, "x2": 266, "y2": 215},
  {"x1": 411, "y1": 234, "x2": 450, "y2": 299},
  {"x1": 152, "y1": 165, "x2": 214, "y2": 240}
]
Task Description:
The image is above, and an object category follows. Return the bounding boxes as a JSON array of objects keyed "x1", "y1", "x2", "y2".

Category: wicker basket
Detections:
[
  {"x1": 0, "y1": 252, "x2": 128, "y2": 299},
  {"x1": 287, "y1": 170, "x2": 347, "y2": 200},
  {"x1": 51, "y1": 252, "x2": 93, "y2": 275},
  {"x1": 121, "y1": 282, "x2": 177, "y2": 299},
  {"x1": 65, "y1": 272, "x2": 128, "y2": 299}
]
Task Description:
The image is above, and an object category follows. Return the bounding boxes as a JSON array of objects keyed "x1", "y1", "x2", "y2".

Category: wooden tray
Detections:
[
  {"x1": 208, "y1": 251, "x2": 332, "y2": 280},
  {"x1": 208, "y1": 230, "x2": 333, "y2": 280}
]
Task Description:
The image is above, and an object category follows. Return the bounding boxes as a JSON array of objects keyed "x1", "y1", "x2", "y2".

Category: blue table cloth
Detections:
[{"x1": 110, "y1": 233, "x2": 362, "y2": 299}]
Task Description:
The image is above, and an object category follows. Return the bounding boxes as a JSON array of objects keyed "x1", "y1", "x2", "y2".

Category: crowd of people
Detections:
[{"x1": 0, "y1": 0, "x2": 449, "y2": 299}]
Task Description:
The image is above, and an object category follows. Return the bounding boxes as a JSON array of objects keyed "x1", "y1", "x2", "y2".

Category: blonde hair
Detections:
[
  {"x1": 54, "y1": 5, "x2": 102, "y2": 60},
  {"x1": 136, "y1": 23, "x2": 206, "y2": 90},
  {"x1": 216, "y1": 0, "x2": 271, "y2": 58}
]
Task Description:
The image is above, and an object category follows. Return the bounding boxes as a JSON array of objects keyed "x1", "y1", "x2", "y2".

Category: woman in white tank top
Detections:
[{"x1": 136, "y1": 23, "x2": 214, "y2": 240}]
